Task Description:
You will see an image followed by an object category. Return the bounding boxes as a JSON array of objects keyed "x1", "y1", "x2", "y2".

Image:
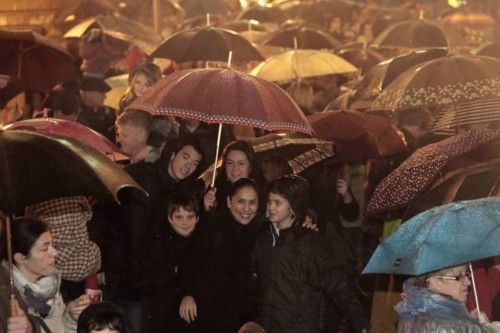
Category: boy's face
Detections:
[{"x1": 168, "y1": 206, "x2": 199, "y2": 237}]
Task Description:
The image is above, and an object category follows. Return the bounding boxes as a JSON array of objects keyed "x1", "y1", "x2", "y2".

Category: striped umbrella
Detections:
[{"x1": 432, "y1": 97, "x2": 500, "y2": 135}]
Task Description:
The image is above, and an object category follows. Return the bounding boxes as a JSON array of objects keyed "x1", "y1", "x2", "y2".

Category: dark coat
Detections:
[
  {"x1": 180, "y1": 210, "x2": 264, "y2": 333},
  {"x1": 76, "y1": 102, "x2": 116, "y2": 141},
  {"x1": 251, "y1": 223, "x2": 368, "y2": 333}
]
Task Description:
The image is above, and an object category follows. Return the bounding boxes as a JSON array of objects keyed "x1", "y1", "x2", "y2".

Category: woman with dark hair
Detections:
[
  {"x1": 251, "y1": 175, "x2": 368, "y2": 332},
  {"x1": 0, "y1": 217, "x2": 90, "y2": 333},
  {"x1": 179, "y1": 178, "x2": 264, "y2": 332},
  {"x1": 204, "y1": 140, "x2": 265, "y2": 213}
]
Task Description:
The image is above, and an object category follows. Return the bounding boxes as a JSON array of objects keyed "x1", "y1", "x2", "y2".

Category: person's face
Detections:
[
  {"x1": 428, "y1": 265, "x2": 471, "y2": 303},
  {"x1": 168, "y1": 206, "x2": 199, "y2": 237},
  {"x1": 81, "y1": 90, "x2": 106, "y2": 108},
  {"x1": 168, "y1": 145, "x2": 202, "y2": 181},
  {"x1": 267, "y1": 192, "x2": 294, "y2": 227},
  {"x1": 115, "y1": 123, "x2": 148, "y2": 158},
  {"x1": 225, "y1": 150, "x2": 251, "y2": 183},
  {"x1": 132, "y1": 72, "x2": 152, "y2": 98},
  {"x1": 15, "y1": 231, "x2": 58, "y2": 283},
  {"x1": 227, "y1": 186, "x2": 258, "y2": 225}
]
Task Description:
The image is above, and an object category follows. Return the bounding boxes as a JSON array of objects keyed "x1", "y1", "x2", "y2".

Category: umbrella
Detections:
[
  {"x1": 0, "y1": 75, "x2": 23, "y2": 109},
  {"x1": 372, "y1": 20, "x2": 450, "y2": 50},
  {"x1": 103, "y1": 73, "x2": 129, "y2": 110},
  {"x1": 128, "y1": 67, "x2": 311, "y2": 134},
  {"x1": 308, "y1": 109, "x2": 407, "y2": 161},
  {"x1": 63, "y1": 14, "x2": 162, "y2": 55},
  {"x1": 431, "y1": 97, "x2": 500, "y2": 135},
  {"x1": 302, "y1": 0, "x2": 354, "y2": 23},
  {"x1": 3, "y1": 118, "x2": 127, "y2": 161},
  {"x1": 237, "y1": 5, "x2": 287, "y2": 24},
  {"x1": 441, "y1": 11, "x2": 496, "y2": 30},
  {"x1": 354, "y1": 48, "x2": 448, "y2": 102},
  {"x1": 53, "y1": 0, "x2": 120, "y2": 28},
  {"x1": 371, "y1": 55, "x2": 500, "y2": 112},
  {"x1": 404, "y1": 157, "x2": 500, "y2": 220},
  {"x1": 250, "y1": 49, "x2": 358, "y2": 82},
  {"x1": 366, "y1": 129, "x2": 500, "y2": 217},
  {"x1": 180, "y1": 0, "x2": 231, "y2": 18},
  {"x1": 220, "y1": 19, "x2": 268, "y2": 32},
  {"x1": 263, "y1": 26, "x2": 342, "y2": 50},
  {"x1": 150, "y1": 26, "x2": 264, "y2": 62},
  {"x1": 0, "y1": 30, "x2": 80, "y2": 92},
  {"x1": 363, "y1": 197, "x2": 500, "y2": 275},
  {"x1": 337, "y1": 47, "x2": 386, "y2": 72},
  {"x1": 0, "y1": 129, "x2": 145, "y2": 214},
  {"x1": 119, "y1": 0, "x2": 185, "y2": 27},
  {"x1": 473, "y1": 42, "x2": 500, "y2": 60},
  {"x1": 198, "y1": 132, "x2": 335, "y2": 186}
]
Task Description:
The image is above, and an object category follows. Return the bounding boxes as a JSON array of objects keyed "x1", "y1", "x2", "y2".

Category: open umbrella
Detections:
[
  {"x1": 371, "y1": 55, "x2": 500, "y2": 112},
  {"x1": 220, "y1": 19, "x2": 268, "y2": 32},
  {"x1": 180, "y1": 0, "x2": 231, "y2": 19},
  {"x1": 366, "y1": 129, "x2": 500, "y2": 218},
  {"x1": 372, "y1": 20, "x2": 450, "y2": 50},
  {"x1": 53, "y1": 0, "x2": 120, "y2": 28},
  {"x1": 63, "y1": 14, "x2": 162, "y2": 55},
  {"x1": 302, "y1": 0, "x2": 354, "y2": 23},
  {"x1": 263, "y1": 26, "x2": 342, "y2": 50},
  {"x1": 473, "y1": 42, "x2": 500, "y2": 60},
  {"x1": 250, "y1": 49, "x2": 357, "y2": 82},
  {"x1": 308, "y1": 109, "x2": 407, "y2": 161},
  {"x1": 150, "y1": 26, "x2": 264, "y2": 62},
  {"x1": 337, "y1": 47, "x2": 386, "y2": 72},
  {"x1": 0, "y1": 30, "x2": 80, "y2": 92},
  {"x1": 363, "y1": 197, "x2": 500, "y2": 275},
  {"x1": 128, "y1": 67, "x2": 312, "y2": 185},
  {"x1": 3, "y1": 118, "x2": 127, "y2": 161},
  {"x1": 198, "y1": 132, "x2": 335, "y2": 186},
  {"x1": 237, "y1": 5, "x2": 286, "y2": 24}
]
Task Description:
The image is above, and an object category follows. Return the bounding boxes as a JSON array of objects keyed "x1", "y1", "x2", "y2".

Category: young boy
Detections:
[{"x1": 138, "y1": 192, "x2": 201, "y2": 332}]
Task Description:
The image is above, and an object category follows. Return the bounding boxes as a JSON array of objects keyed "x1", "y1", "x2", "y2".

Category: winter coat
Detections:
[
  {"x1": 251, "y1": 223, "x2": 368, "y2": 333},
  {"x1": 395, "y1": 278, "x2": 485, "y2": 333},
  {"x1": 180, "y1": 210, "x2": 264, "y2": 332},
  {"x1": 0, "y1": 265, "x2": 41, "y2": 332}
]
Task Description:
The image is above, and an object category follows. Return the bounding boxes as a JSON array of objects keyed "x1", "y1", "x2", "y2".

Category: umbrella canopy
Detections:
[
  {"x1": 220, "y1": 19, "x2": 268, "y2": 32},
  {"x1": 0, "y1": 129, "x2": 144, "y2": 213},
  {"x1": 0, "y1": 75, "x2": 23, "y2": 109},
  {"x1": 103, "y1": 73, "x2": 128, "y2": 110},
  {"x1": 431, "y1": 97, "x2": 500, "y2": 135},
  {"x1": 308, "y1": 109, "x2": 407, "y2": 161},
  {"x1": 127, "y1": 68, "x2": 312, "y2": 134},
  {"x1": 198, "y1": 132, "x2": 335, "y2": 186},
  {"x1": 250, "y1": 49, "x2": 357, "y2": 82},
  {"x1": 372, "y1": 20, "x2": 450, "y2": 50},
  {"x1": 371, "y1": 55, "x2": 500, "y2": 112},
  {"x1": 473, "y1": 42, "x2": 500, "y2": 60},
  {"x1": 354, "y1": 48, "x2": 448, "y2": 102},
  {"x1": 363, "y1": 197, "x2": 500, "y2": 275},
  {"x1": 366, "y1": 129, "x2": 500, "y2": 217},
  {"x1": 150, "y1": 26, "x2": 264, "y2": 62},
  {"x1": 237, "y1": 5, "x2": 286, "y2": 24},
  {"x1": 0, "y1": 30, "x2": 80, "y2": 92},
  {"x1": 263, "y1": 26, "x2": 342, "y2": 50},
  {"x1": 63, "y1": 14, "x2": 162, "y2": 55},
  {"x1": 3, "y1": 118, "x2": 126, "y2": 160},
  {"x1": 53, "y1": 0, "x2": 119, "y2": 27},
  {"x1": 302, "y1": 0, "x2": 354, "y2": 23},
  {"x1": 405, "y1": 157, "x2": 500, "y2": 220},
  {"x1": 337, "y1": 47, "x2": 386, "y2": 72}
]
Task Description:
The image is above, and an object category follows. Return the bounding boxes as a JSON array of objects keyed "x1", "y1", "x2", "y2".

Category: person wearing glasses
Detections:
[{"x1": 395, "y1": 264, "x2": 486, "y2": 332}]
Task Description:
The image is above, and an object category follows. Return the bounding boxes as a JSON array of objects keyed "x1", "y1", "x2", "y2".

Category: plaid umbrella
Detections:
[{"x1": 366, "y1": 129, "x2": 500, "y2": 217}]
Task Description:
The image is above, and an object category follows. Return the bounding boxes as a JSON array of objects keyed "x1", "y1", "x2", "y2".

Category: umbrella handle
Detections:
[
  {"x1": 211, "y1": 123, "x2": 223, "y2": 188},
  {"x1": 469, "y1": 263, "x2": 481, "y2": 316},
  {"x1": 10, "y1": 296, "x2": 19, "y2": 317}
]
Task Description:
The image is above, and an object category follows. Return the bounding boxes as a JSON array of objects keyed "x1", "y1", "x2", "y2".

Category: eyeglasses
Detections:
[{"x1": 437, "y1": 271, "x2": 471, "y2": 282}]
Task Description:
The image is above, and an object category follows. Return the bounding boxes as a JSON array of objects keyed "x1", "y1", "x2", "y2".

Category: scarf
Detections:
[{"x1": 6, "y1": 261, "x2": 61, "y2": 317}]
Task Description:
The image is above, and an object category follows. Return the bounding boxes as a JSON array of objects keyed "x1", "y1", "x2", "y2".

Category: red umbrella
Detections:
[
  {"x1": 129, "y1": 68, "x2": 312, "y2": 134},
  {"x1": 3, "y1": 118, "x2": 127, "y2": 161},
  {"x1": 366, "y1": 129, "x2": 500, "y2": 217},
  {"x1": 0, "y1": 30, "x2": 80, "y2": 92},
  {"x1": 308, "y1": 109, "x2": 407, "y2": 161}
]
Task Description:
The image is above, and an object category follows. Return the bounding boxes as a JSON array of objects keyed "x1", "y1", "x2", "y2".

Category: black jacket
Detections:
[
  {"x1": 180, "y1": 210, "x2": 264, "y2": 332},
  {"x1": 251, "y1": 223, "x2": 368, "y2": 333}
]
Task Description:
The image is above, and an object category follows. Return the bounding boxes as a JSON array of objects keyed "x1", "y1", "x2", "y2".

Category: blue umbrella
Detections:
[{"x1": 362, "y1": 197, "x2": 500, "y2": 275}]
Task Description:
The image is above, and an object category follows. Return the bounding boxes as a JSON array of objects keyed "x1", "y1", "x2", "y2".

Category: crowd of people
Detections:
[{"x1": 1, "y1": 0, "x2": 500, "y2": 332}]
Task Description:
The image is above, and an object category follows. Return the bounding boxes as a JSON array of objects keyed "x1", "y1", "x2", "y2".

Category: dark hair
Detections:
[
  {"x1": 228, "y1": 178, "x2": 259, "y2": 199},
  {"x1": 268, "y1": 175, "x2": 309, "y2": 225},
  {"x1": 222, "y1": 140, "x2": 258, "y2": 180},
  {"x1": 129, "y1": 62, "x2": 162, "y2": 85},
  {"x1": 77, "y1": 302, "x2": 127, "y2": 333},
  {"x1": 54, "y1": 88, "x2": 81, "y2": 115},
  {"x1": 168, "y1": 192, "x2": 200, "y2": 217},
  {"x1": 1, "y1": 217, "x2": 49, "y2": 261},
  {"x1": 156, "y1": 135, "x2": 204, "y2": 180}
]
